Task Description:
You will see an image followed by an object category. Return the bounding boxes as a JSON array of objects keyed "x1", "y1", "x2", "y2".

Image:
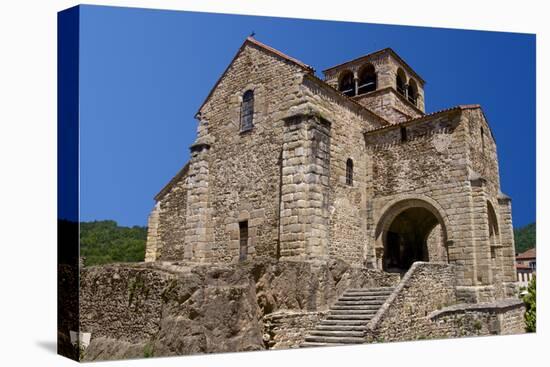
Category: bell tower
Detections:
[{"x1": 323, "y1": 48, "x2": 426, "y2": 124}]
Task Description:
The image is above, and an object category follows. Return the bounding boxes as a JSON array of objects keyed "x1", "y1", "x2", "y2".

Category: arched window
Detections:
[
  {"x1": 240, "y1": 90, "x2": 254, "y2": 131},
  {"x1": 338, "y1": 70, "x2": 355, "y2": 97},
  {"x1": 346, "y1": 158, "x2": 353, "y2": 186},
  {"x1": 396, "y1": 68, "x2": 406, "y2": 96},
  {"x1": 357, "y1": 64, "x2": 377, "y2": 95},
  {"x1": 407, "y1": 79, "x2": 418, "y2": 105}
]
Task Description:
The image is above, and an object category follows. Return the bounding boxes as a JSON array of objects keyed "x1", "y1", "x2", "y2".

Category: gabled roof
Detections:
[
  {"x1": 195, "y1": 36, "x2": 314, "y2": 118},
  {"x1": 323, "y1": 48, "x2": 426, "y2": 85},
  {"x1": 247, "y1": 37, "x2": 314, "y2": 72},
  {"x1": 516, "y1": 263, "x2": 532, "y2": 270},
  {"x1": 364, "y1": 104, "x2": 480, "y2": 135},
  {"x1": 516, "y1": 248, "x2": 536, "y2": 260}
]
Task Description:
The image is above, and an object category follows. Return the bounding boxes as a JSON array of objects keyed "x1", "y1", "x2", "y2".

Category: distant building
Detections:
[{"x1": 516, "y1": 248, "x2": 536, "y2": 287}]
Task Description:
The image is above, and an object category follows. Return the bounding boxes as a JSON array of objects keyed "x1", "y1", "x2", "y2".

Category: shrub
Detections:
[{"x1": 522, "y1": 275, "x2": 536, "y2": 332}]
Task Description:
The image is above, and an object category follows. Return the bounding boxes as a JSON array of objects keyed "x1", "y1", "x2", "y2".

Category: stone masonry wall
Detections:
[
  {"x1": 364, "y1": 108, "x2": 514, "y2": 299},
  {"x1": 356, "y1": 88, "x2": 423, "y2": 124},
  {"x1": 263, "y1": 311, "x2": 327, "y2": 349},
  {"x1": 144, "y1": 202, "x2": 160, "y2": 262},
  {"x1": 426, "y1": 224, "x2": 448, "y2": 262},
  {"x1": 365, "y1": 262, "x2": 458, "y2": 342},
  {"x1": 366, "y1": 111, "x2": 474, "y2": 274},
  {"x1": 458, "y1": 108, "x2": 517, "y2": 295},
  {"x1": 364, "y1": 262, "x2": 525, "y2": 342},
  {"x1": 300, "y1": 75, "x2": 384, "y2": 266},
  {"x1": 184, "y1": 144, "x2": 214, "y2": 262},
  {"x1": 279, "y1": 113, "x2": 331, "y2": 260},
  {"x1": 428, "y1": 299, "x2": 526, "y2": 337},
  {"x1": 151, "y1": 168, "x2": 187, "y2": 261},
  {"x1": 197, "y1": 42, "x2": 308, "y2": 263}
]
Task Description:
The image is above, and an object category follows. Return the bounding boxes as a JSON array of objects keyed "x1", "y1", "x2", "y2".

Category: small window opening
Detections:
[
  {"x1": 358, "y1": 64, "x2": 377, "y2": 95},
  {"x1": 481, "y1": 127, "x2": 485, "y2": 153},
  {"x1": 407, "y1": 80, "x2": 418, "y2": 105},
  {"x1": 339, "y1": 71, "x2": 356, "y2": 97},
  {"x1": 400, "y1": 126, "x2": 407, "y2": 142},
  {"x1": 240, "y1": 90, "x2": 254, "y2": 131},
  {"x1": 239, "y1": 221, "x2": 248, "y2": 261},
  {"x1": 346, "y1": 158, "x2": 354, "y2": 186},
  {"x1": 396, "y1": 69, "x2": 406, "y2": 96}
]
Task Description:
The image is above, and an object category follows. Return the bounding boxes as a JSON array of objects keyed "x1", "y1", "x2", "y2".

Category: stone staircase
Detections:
[{"x1": 301, "y1": 287, "x2": 395, "y2": 347}]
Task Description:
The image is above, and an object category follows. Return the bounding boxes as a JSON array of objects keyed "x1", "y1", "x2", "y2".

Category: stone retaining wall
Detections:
[
  {"x1": 365, "y1": 262, "x2": 458, "y2": 342},
  {"x1": 263, "y1": 311, "x2": 327, "y2": 349},
  {"x1": 364, "y1": 262, "x2": 525, "y2": 342},
  {"x1": 429, "y1": 299, "x2": 526, "y2": 337}
]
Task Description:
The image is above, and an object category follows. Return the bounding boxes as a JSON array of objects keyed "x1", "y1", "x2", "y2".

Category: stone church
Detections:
[{"x1": 144, "y1": 36, "x2": 518, "y2": 304}]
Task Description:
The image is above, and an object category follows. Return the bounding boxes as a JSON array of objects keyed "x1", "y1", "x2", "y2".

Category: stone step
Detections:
[
  {"x1": 331, "y1": 304, "x2": 381, "y2": 311},
  {"x1": 339, "y1": 295, "x2": 389, "y2": 301},
  {"x1": 304, "y1": 335, "x2": 365, "y2": 344},
  {"x1": 320, "y1": 319, "x2": 368, "y2": 326},
  {"x1": 345, "y1": 287, "x2": 394, "y2": 292},
  {"x1": 342, "y1": 291, "x2": 393, "y2": 297},
  {"x1": 342, "y1": 294, "x2": 392, "y2": 299},
  {"x1": 335, "y1": 300, "x2": 385, "y2": 307},
  {"x1": 300, "y1": 342, "x2": 343, "y2": 348},
  {"x1": 300, "y1": 287, "x2": 393, "y2": 348},
  {"x1": 326, "y1": 314, "x2": 373, "y2": 321},
  {"x1": 316, "y1": 324, "x2": 365, "y2": 332},
  {"x1": 308, "y1": 330, "x2": 364, "y2": 337},
  {"x1": 329, "y1": 309, "x2": 377, "y2": 316}
]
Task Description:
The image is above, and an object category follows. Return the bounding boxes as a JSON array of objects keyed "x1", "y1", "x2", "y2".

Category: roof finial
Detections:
[{"x1": 249, "y1": 31, "x2": 255, "y2": 38}]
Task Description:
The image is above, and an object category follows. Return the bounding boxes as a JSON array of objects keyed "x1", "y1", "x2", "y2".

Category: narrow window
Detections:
[
  {"x1": 480, "y1": 127, "x2": 485, "y2": 153},
  {"x1": 239, "y1": 221, "x2": 248, "y2": 261},
  {"x1": 346, "y1": 158, "x2": 353, "y2": 186},
  {"x1": 240, "y1": 90, "x2": 254, "y2": 131},
  {"x1": 400, "y1": 126, "x2": 407, "y2": 142}
]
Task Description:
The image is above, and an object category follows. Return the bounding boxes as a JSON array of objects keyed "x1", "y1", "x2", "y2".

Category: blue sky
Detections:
[{"x1": 79, "y1": 5, "x2": 536, "y2": 227}]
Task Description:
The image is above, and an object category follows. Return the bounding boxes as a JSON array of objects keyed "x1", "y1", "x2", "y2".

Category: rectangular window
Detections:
[
  {"x1": 346, "y1": 159, "x2": 353, "y2": 186},
  {"x1": 240, "y1": 90, "x2": 254, "y2": 132},
  {"x1": 239, "y1": 221, "x2": 248, "y2": 261}
]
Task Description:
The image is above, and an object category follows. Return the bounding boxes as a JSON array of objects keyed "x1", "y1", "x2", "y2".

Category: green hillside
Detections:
[
  {"x1": 80, "y1": 220, "x2": 147, "y2": 266},
  {"x1": 514, "y1": 222, "x2": 536, "y2": 254}
]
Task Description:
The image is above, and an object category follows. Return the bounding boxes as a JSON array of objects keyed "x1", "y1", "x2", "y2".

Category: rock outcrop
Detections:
[{"x1": 79, "y1": 259, "x2": 399, "y2": 361}]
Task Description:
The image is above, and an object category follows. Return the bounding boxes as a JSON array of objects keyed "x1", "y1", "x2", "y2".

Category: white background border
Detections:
[{"x1": 0, "y1": 1, "x2": 545, "y2": 365}]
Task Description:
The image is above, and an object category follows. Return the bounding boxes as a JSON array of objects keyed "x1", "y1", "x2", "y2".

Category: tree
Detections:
[
  {"x1": 522, "y1": 275, "x2": 536, "y2": 332},
  {"x1": 80, "y1": 220, "x2": 147, "y2": 266},
  {"x1": 514, "y1": 222, "x2": 536, "y2": 254}
]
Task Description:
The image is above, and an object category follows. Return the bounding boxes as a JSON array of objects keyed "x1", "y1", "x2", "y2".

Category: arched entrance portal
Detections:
[{"x1": 376, "y1": 199, "x2": 449, "y2": 273}]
